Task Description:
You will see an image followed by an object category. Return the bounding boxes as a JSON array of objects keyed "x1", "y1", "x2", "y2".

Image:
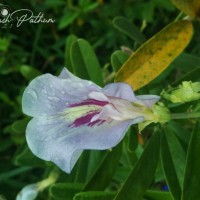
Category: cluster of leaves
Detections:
[{"x1": 1, "y1": 0, "x2": 200, "y2": 199}]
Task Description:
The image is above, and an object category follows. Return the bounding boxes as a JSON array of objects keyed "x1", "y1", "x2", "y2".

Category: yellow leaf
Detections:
[
  {"x1": 115, "y1": 20, "x2": 193, "y2": 91},
  {"x1": 171, "y1": 0, "x2": 200, "y2": 19}
]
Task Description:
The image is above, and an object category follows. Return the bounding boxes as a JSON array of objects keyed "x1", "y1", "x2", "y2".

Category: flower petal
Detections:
[
  {"x1": 102, "y1": 83, "x2": 137, "y2": 102},
  {"x1": 22, "y1": 69, "x2": 101, "y2": 117},
  {"x1": 26, "y1": 114, "x2": 139, "y2": 173},
  {"x1": 136, "y1": 95, "x2": 160, "y2": 108}
]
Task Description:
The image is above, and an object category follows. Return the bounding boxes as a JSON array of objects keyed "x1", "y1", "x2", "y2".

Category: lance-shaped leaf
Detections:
[
  {"x1": 160, "y1": 129, "x2": 183, "y2": 200},
  {"x1": 182, "y1": 121, "x2": 200, "y2": 200},
  {"x1": 82, "y1": 142, "x2": 122, "y2": 191},
  {"x1": 111, "y1": 50, "x2": 129, "y2": 72},
  {"x1": 64, "y1": 34, "x2": 78, "y2": 73},
  {"x1": 113, "y1": 16, "x2": 146, "y2": 44},
  {"x1": 74, "y1": 191, "x2": 115, "y2": 200},
  {"x1": 115, "y1": 20, "x2": 193, "y2": 91},
  {"x1": 71, "y1": 39, "x2": 103, "y2": 86},
  {"x1": 49, "y1": 183, "x2": 82, "y2": 200},
  {"x1": 114, "y1": 130, "x2": 160, "y2": 200},
  {"x1": 171, "y1": 0, "x2": 200, "y2": 19}
]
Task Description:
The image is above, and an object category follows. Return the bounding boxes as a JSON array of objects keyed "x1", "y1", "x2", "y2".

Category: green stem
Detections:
[
  {"x1": 171, "y1": 112, "x2": 200, "y2": 119},
  {"x1": 174, "y1": 11, "x2": 184, "y2": 22}
]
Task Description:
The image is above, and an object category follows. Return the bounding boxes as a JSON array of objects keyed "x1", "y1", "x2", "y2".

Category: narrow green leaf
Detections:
[
  {"x1": 172, "y1": 53, "x2": 200, "y2": 71},
  {"x1": 172, "y1": 66, "x2": 200, "y2": 86},
  {"x1": 74, "y1": 191, "x2": 115, "y2": 200},
  {"x1": 165, "y1": 128, "x2": 186, "y2": 189},
  {"x1": 83, "y1": 143, "x2": 122, "y2": 191},
  {"x1": 11, "y1": 118, "x2": 30, "y2": 134},
  {"x1": 15, "y1": 146, "x2": 46, "y2": 167},
  {"x1": 114, "y1": 131, "x2": 160, "y2": 200},
  {"x1": 160, "y1": 130, "x2": 182, "y2": 200},
  {"x1": 123, "y1": 128, "x2": 139, "y2": 167},
  {"x1": 75, "y1": 151, "x2": 104, "y2": 183},
  {"x1": 71, "y1": 39, "x2": 103, "y2": 86},
  {"x1": 111, "y1": 50, "x2": 129, "y2": 72},
  {"x1": 0, "y1": 37, "x2": 10, "y2": 51},
  {"x1": 64, "y1": 34, "x2": 78, "y2": 72},
  {"x1": 167, "y1": 121, "x2": 190, "y2": 147},
  {"x1": 49, "y1": 183, "x2": 82, "y2": 200},
  {"x1": 20, "y1": 65, "x2": 42, "y2": 81},
  {"x1": 58, "y1": 10, "x2": 79, "y2": 29},
  {"x1": 145, "y1": 190, "x2": 174, "y2": 200},
  {"x1": 182, "y1": 121, "x2": 200, "y2": 200},
  {"x1": 113, "y1": 16, "x2": 146, "y2": 44}
]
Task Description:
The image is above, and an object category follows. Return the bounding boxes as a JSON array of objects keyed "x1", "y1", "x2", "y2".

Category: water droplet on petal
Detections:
[
  {"x1": 48, "y1": 96, "x2": 60, "y2": 102},
  {"x1": 61, "y1": 91, "x2": 65, "y2": 95},
  {"x1": 50, "y1": 84, "x2": 53, "y2": 88},
  {"x1": 27, "y1": 89, "x2": 37, "y2": 100},
  {"x1": 42, "y1": 89, "x2": 47, "y2": 94},
  {"x1": 47, "y1": 104, "x2": 54, "y2": 109}
]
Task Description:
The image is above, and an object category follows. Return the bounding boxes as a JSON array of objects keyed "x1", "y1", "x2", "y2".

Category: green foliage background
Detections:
[{"x1": 0, "y1": 0, "x2": 200, "y2": 199}]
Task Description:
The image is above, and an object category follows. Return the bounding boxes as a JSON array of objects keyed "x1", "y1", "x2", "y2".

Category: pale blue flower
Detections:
[{"x1": 22, "y1": 68, "x2": 159, "y2": 173}]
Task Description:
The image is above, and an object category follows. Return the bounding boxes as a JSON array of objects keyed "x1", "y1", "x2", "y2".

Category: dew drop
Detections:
[
  {"x1": 47, "y1": 104, "x2": 52, "y2": 109},
  {"x1": 50, "y1": 84, "x2": 53, "y2": 88},
  {"x1": 61, "y1": 90, "x2": 65, "y2": 95},
  {"x1": 48, "y1": 96, "x2": 60, "y2": 102},
  {"x1": 27, "y1": 89, "x2": 37, "y2": 100},
  {"x1": 42, "y1": 89, "x2": 47, "y2": 94}
]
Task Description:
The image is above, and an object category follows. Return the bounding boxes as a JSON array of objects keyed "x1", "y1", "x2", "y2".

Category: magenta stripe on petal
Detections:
[
  {"x1": 69, "y1": 111, "x2": 103, "y2": 128},
  {"x1": 69, "y1": 99, "x2": 108, "y2": 107}
]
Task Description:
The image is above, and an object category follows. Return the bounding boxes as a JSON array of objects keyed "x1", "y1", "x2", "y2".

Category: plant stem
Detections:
[{"x1": 171, "y1": 112, "x2": 200, "y2": 119}]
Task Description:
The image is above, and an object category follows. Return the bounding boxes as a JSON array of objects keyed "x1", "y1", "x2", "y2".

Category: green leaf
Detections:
[
  {"x1": 111, "y1": 50, "x2": 129, "y2": 72},
  {"x1": 15, "y1": 146, "x2": 46, "y2": 167},
  {"x1": 182, "y1": 121, "x2": 200, "y2": 200},
  {"x1": 114, "y1": 131, "x2": 160, "y2": 200},
  {"x1": 0, "y1": 37, "x2": 10, "y2": 51},
  {"x1": 44, "y1": 0, "x2": 66, "y2": 7},
  {"x1": 123, "y1": 128, "x2": 139, "y2": 167},
  {"x1": 165, "y1": 128, "x2": 186, "y2": 189},
  {"x1": 74, "y1": 192, "x2": 115, "y2": 200},
  {"x1": 160, "y1": 130, "x2": 182, "y2": 200},
  {"x1": 113, "y1": 16, "x2": 146, "y2": 44},
  {"x1": 172, "y1": 66, "x2": 200, "y2": 87},
  {"x1": 167, "y1": 121, "x2": 191, "y2": 147},
  {"x1": 11, "y1": 118, "x2": 30, "y2": 134},
  {"x1": 71, "y1": 39, "x2": 103, "y2": 86},
  {"x1": 115, "y1": 20, "x2": 193, "y2": 91},
  {"x1": 82, "y1": 143, "x2": 122, "y2": 191},
  {"x1": 172, "y1": 53, "x2": 200, "y2": 71},
  {"x1": 0, "y1": 91, "x2": 13, "y2": 105},
  {"x1": 75, "y1": 151, "x2": 92, "y2": 182},
  {"x1": 64, "y1": 34, "x2": 78, "y2": 72},
  {"x1": 58, "y1": 9, "x2": 79, "y2": 29},
  {"x1": 49, "y1": 183, "x2": 83, "y2": 200},
  {"x1": 20, "y1": 65, "x2": 42, "y2": 81},
  {"x1": 145, "y1": 190, "x2": 174, "y2": 200}
]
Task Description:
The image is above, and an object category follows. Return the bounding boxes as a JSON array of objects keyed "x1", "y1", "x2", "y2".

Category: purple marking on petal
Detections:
[
  {"x1": 69, "y1": 99, "x2": 108, "y2": 108},
  {"x1": 69, "y1": 111, "x2": 100, "y2": 128},
  {"x1": 88, "y1": 119, "x2": 106, "y2": 127}
]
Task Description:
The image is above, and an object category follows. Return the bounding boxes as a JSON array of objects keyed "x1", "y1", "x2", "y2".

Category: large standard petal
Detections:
[
  {"x1": 22, "y1": 70, "x2": 101, "y2": 118},
  {"x1": 26, "y1": 115, "x2": 142, "y2": 173}
]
